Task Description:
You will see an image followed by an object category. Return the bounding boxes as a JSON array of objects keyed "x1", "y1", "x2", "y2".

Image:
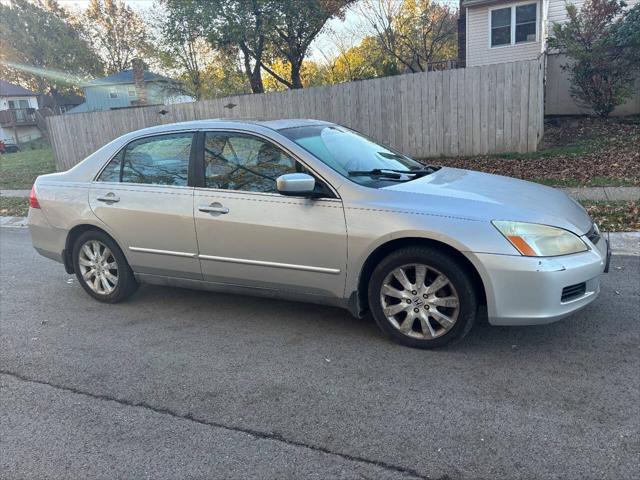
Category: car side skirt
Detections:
[{"x1": 134, "y1": 273, "x2": 350, "y2": 312}]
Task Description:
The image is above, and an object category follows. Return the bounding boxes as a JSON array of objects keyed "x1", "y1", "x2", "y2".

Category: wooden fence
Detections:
[{"x1": 48, "y1": 57, "x2": 544, "y2": 171}]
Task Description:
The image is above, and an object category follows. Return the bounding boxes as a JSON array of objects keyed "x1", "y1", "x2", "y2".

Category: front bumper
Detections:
[{"x1": 473, "y1": 235, "x2": 609, "y2": 326}]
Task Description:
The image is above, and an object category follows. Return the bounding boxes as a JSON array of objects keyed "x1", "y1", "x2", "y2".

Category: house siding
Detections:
[
  {"x1": 547, "y1": 0, "x2": 585, "y2": 24},
  {"x1": 78, "y1": 82, "x2": 175, "y2": 113},
  {"x1": 466, "y1": 0, "x2": 543, "y2": 67}
]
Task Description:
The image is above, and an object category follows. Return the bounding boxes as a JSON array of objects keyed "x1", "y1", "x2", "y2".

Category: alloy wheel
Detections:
[
  {"x1": 379, "y1": 263, "x2": 460, "y2": 339},
  {"x1": 77, "y1": 240, "x2": 119, "y2": 295}
]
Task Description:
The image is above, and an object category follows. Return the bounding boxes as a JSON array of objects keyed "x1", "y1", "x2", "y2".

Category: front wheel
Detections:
[
  {"x1": 368, "y1": 246, "x2": 478, "y2": 348},
  {"x1": 72, "y1": 230, "x2": 138, "y2": 303}
]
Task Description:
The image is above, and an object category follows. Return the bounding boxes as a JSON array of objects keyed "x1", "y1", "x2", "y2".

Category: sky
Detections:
[{"x1": 58, "y1": 0, "x2": 460, "y2": 63}]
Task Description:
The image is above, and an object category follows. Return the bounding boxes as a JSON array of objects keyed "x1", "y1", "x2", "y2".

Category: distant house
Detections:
[
  {"x1": 0, "y1": 80, "x2": 41, "y2": 144},
  {"x1": 39, "y1": 91, "x2": 85, "y2": 115},
  {"x1": 458, "y1": 0, "x2": 640, "y2": 116},
  {"x1": 67, "y1": 60, "x2": 193, "y2": 114}
]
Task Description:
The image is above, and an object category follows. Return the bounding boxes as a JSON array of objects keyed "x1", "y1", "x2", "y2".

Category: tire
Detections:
[
  {"x1": 72, "y1": 230, "x2": 138, "y2": 303},
  {"x1": 367, "y1": 246, "x2": 478, "y2": 349}
]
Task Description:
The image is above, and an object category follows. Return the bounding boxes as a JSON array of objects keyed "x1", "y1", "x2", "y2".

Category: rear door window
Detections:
[{"x1": 98, "y1": 132, "x2": 193, "y2": 186}]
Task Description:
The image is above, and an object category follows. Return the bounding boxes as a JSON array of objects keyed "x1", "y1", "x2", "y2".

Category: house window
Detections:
[
  {"x1": 8, "y1": 99, "x2": 30, "y2": 109},
  {"x1": 491, "y1": 7, "x2": 511, "y2": 47},
  {"x1": 128, "y1": 87, "x2": 137, "y2": 97},
  {"x1": 515, "y1": 4, "x2": 537, "y2": 43},
  {"x1": 109, "y1": 87, "x2": 118, "y2": 99},
  {"x1": 490, "y1": 3, "x2": 537, "y2": 47}
]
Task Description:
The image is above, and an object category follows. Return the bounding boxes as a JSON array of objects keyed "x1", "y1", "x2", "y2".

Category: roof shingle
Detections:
[
  {"x1": 0, "y1": 80, "x2": 37, "y2": 97},
  {"x1": 85, "y1": 69, "x2": 174, "y2": 86}
]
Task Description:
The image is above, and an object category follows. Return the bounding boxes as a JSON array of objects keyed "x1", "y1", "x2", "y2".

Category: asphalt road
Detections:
[{"x1": 1, "y1": 228, "x2": 638, "y2": 480}]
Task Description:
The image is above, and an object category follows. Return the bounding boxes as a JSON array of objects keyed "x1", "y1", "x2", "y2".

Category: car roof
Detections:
[{"x1": 130, "y1": 118, "x2": 334, "y2": 137}]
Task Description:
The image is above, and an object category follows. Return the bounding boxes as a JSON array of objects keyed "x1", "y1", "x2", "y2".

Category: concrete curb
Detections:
[
  {"x1": 560, "y1": 186, "x2": 640, "y2": 202},
  {"x1": 0, "y1": 216, "x2": 28, "y2": 228},
  {"x1": 608, "y1": 232, "x2": 640, "y2": 256},
  {"x1": 0, "y1": 189, "x2": 31, "y2": 198},
  {"x1": 2, "y1": 216, "x2": 638, "y2": 255}
]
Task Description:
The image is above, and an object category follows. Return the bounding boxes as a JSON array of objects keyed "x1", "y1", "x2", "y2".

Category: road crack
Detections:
[{"x1": 1, "y1": 370, "x2": 445, "y2": 480}]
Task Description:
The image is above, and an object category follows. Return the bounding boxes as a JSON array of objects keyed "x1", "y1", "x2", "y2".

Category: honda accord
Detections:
[{"x1": 28, "y1": 119, "x2": 610, "y2": 348}]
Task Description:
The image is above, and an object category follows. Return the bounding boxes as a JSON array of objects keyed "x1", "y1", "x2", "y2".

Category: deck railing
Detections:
[{"x1": 0, "y1": 108, "x2": 37, "y2": 127}]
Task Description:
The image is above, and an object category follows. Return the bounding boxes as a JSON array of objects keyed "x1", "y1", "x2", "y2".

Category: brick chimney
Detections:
[{"x1": 131, "y1": 58, "x2": 147, "y2": 105}]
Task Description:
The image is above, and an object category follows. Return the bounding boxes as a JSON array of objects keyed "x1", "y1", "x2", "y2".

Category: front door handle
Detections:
[
  {"x1": 198, "y1": 203, "x2": 229, "y2": 215},
  {"x1": 96, "y1": 193, "x2": 120, "y2": 203}
]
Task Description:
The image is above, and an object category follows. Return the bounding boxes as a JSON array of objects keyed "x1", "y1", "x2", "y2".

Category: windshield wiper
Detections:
[
  {"x1": 348, "y1": 166, "x2": 439, "y2": 179},
  {"x1": 348, "y1": 169, "x2": 403, "y2": 179}
]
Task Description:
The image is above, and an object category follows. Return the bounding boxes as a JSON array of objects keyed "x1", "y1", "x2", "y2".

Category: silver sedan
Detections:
[{"x1": 28, "y1": 119, "x2": 610, "y2": 348}]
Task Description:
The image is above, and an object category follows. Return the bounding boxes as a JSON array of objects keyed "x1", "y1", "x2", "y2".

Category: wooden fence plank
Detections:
[{"x1": 519, "y1": 61, "x2": 530, "y2": 153}]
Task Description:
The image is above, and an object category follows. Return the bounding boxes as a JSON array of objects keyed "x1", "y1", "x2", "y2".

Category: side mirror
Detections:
[{"x1": 276, "y1": 173, "x2": 316, "y2": 197}]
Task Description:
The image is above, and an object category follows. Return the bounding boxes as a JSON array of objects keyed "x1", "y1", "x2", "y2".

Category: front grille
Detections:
[
  {"x1": 586, "y1": 223, "x2": 601, "y2": 245},
  {"x1": 561, "y1": 282, "x2": 587, "y2": 302}
]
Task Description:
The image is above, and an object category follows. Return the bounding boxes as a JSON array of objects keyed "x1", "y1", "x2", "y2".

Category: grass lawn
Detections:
[
  {"x1": 427, "y1": 116, "x2": 640, "y2": 187},
  {"x1": 582, "y1": 201, "x2": 640, "y2": 232},
  {"x1": 0, "y1": 146, "x2": 56, "y2": 190},
  {"x1": 0, "y1": 197, "x2": 29, "y2": 217}
]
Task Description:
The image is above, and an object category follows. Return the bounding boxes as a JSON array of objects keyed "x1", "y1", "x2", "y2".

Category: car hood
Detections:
[{"x1": 383, "y1": 167, "x2": 592, "y2": 234}]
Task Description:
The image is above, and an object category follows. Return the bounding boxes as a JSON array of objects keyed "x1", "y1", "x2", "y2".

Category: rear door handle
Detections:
[
  {"x1": 198, "y1": 204, "x2": 229, "y2": 214},
  {"x1": 96, "y1": 193, "x2": 120, "y2": 203}
]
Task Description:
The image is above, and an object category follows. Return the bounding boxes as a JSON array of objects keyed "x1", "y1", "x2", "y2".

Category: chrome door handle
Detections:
[
  {"x1": 198, "y1": 204, "x2": 229, "y2": 214},
  {"x1": 96, "y1": 194, "x2": 120, "y2": 203}
]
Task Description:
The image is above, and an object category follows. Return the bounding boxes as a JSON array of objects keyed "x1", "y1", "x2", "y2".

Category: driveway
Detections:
[{"x1": 1, "y1": 228, "x2": 638, "y2": 479}]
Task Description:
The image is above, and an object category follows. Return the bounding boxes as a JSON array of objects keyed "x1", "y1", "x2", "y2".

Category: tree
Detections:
[
  {"x1": 549, "y1": 0, "x2": 637, "y2": 118},
  {"x1": 199, "y1": 51, "x2": 251, "y2": 98},
  {"x1": 163, "y1": 0, "x2": 278, "y2": 94},
  {"x1": 164, "y1": 0, "x2": 353, "y2": 92},
  {"x1": 268, "y1": 0, "x2": 354, "y2": 89},
  {"x1": 262, "y1": 58, "x2": 328, "y2": 90},
  {"x1": 0, "y1": 0, "x2": 102, "y2": 95},
  {"x1": 359, "y1": 0, "x2": 458, "y2": 73},
  {"x1": 612, "y1": 3, "x2": 640, "y2": 65},
  {"x1": 148, "y1": 3, "x2": 212, "y2": 99},
  {"x1": 81, "y1": 0, "x2": 150, "y2": 74},
  {"x1": 320, "y1": 35, "x2": 399, "y2": 83}
]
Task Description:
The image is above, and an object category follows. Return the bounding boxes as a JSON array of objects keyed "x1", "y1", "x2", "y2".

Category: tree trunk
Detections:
[
  {"x1": 290, "y1": 60, "x2": 304, "y2": 89},
  {"x1": 249, "y1": 67, "x2": 264, "y2": 94},
  {"x1": 241, "y1": 45, "x2": 264, "y2": 94}
]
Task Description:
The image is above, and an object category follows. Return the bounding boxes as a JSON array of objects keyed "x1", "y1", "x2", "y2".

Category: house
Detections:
[
  {"x1": 67, "y1": 59, "x2": 193, "y2": 114},
  {"x1": 0, "y1": 80, "x2": 42, "y2": 145},
  {"x1": 38, "y1": 91, "x2": 85, "y2": 115},
  {"x1": 458, "y1": 0, "x2": 640, "y2": 116}
]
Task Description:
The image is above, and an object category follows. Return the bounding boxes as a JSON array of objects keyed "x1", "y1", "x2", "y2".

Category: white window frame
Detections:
[
  {"x1": 128, "y1": 87, "x2": 137, "y2": 97},
  {"x1": 108, "y1": 87, "x2": 118, "y2": 99},
  {"x1": 488, "y1": 1, "x2": 539, "y2": 49}
]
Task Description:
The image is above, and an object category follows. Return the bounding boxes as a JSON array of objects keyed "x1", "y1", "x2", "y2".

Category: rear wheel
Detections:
[
  {"x1": 368, "y1": 246, "x2": 477, "y2": 348},
  {"x1": 72, "y1": 230, "x2": 138, "y2": 303}
]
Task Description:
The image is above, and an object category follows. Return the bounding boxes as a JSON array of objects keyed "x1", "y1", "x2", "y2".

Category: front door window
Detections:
[{"x1": 204, "y1": 132, "x2": 297, "y2": 193}]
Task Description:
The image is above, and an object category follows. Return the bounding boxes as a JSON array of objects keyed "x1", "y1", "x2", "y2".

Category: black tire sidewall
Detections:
[
  {"x1": 72, "y1": 230, "x2": 137, "y2": 303},
  {"x1": 368, "y1": 247, "x2": 478, "y2": 349}
]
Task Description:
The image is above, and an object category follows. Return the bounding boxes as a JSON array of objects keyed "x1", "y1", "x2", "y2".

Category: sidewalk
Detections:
[
  {"x1": 2, "y1": 187, "x2": 638, "y2": 201},
  {"x1": 0, "y1": 189, "x2": 31, "y2": 198}
]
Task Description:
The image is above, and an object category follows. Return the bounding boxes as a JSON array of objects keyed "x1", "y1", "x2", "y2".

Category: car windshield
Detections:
[{"x1": 278, "y1": 125, "x2": 431, "y2": 187}]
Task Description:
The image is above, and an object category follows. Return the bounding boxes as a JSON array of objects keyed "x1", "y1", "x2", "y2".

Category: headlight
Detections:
[{"x1": 492, "y1": 221, "x2": 588, "y2": 257}]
